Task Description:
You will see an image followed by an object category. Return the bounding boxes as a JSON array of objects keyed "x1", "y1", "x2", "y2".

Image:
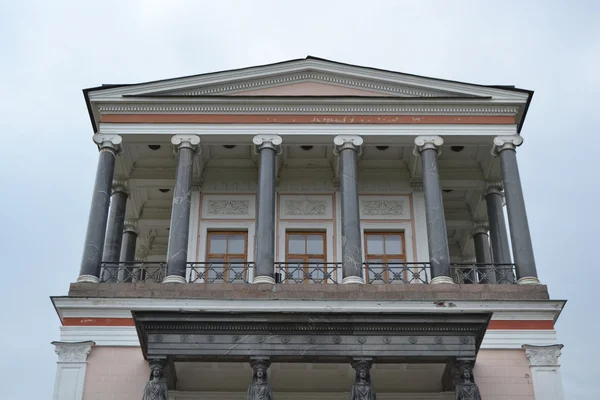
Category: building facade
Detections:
[{"x1": 51, "y1": 57, "x2": 566, "y2": 400}]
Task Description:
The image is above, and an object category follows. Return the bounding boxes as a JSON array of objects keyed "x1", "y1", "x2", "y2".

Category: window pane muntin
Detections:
[
  {"x1": 285, "y1": 232, "x2": 326, "y2": 284},
  {"x1": 206, "y1": 231, "x2": 248, "y2": 283}
]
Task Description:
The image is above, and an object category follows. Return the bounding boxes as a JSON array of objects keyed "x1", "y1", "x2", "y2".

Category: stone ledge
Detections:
[{"x1": 67, "y1": 283, "x2": 549, "y2": 301}]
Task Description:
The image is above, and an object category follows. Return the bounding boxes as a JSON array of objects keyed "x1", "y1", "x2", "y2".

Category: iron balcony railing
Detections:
[{"x1": 99, "y1": 261, "x2": 516, "y2": 284}]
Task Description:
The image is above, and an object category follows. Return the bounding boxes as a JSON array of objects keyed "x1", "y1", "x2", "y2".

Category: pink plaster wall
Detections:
[
  {"x1": 475, "y1": 350, "x2": 535, "y2": 400},
  {"x1": 81, "y1": 347, "x2": 534, "y2": 399},
  {"x1": 230, "y1": 81, "x2": 390, "y2": 96},
  {"x1": 83, "y1": 347, "x2": 149, "y2": 400}
]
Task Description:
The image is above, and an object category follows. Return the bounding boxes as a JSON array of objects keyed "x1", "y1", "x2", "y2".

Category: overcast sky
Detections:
[{"x1": 0, "y1": 1, "x2": 598, "y2": 398}]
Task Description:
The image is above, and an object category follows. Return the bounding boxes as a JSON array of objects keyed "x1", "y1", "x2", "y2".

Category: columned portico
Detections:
[
  {"x1": 334, "y1": 135, "x2": 364, "y2": 284},
  {"x1": 77, "y1": 134, "x2": 122, "y2": 283},
  {"x1": 492, "y1": 136, "x2": 539, "y2": 284},
  {"x1": 413, "y1": 136, "x2": 452, "y2": 284},
  {"x1": 253, "y1": 135, "x2": 282, "y2": 284},
  {"x1": 163, "y1": 135, "x2": 201, "y2": 284}
]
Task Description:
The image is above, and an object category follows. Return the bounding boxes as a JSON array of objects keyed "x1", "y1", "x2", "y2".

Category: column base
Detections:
[
  {"x1": 431, "y1": 276, "x2": 454, "y2": 284},
  {"x1": 517, "y1": 276, "x2": 541, "y2": 285},
  {"x1": 76, "y1": 275, "x2": 100, "y2": 283},
  {"x1": 163, "y1": 275, "x2": 186, "y2": 284},
  {"x1": 253, "y1": 276, "x2": 276, "y2": 284},
  {"x1": 342, "y1": 276, "x2": 365, "y2": 284}
]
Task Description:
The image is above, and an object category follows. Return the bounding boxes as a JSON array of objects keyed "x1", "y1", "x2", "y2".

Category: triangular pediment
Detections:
[{"x1": 87, "y1": 57, "x2": 530, "y2": 102}]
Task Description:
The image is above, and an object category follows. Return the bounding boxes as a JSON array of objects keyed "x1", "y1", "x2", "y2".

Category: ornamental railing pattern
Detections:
[{"x1": 98, "y1": 261, "x2": 516, "y2": 284}]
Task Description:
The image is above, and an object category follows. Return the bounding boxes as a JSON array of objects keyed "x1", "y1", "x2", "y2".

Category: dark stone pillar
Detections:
[
  {"x1": 473, "y1": 222, "x2": 496, "y2": 283},
  {"x1": 100, "y1": 180, "x2": 128, "y2": 282},
  {"x1": 118, "y1": 219, "x2": 138, "y2": 282},
  {"x1": 247, "y1": 358, "x2": 273, "y2": 400},
  {"x1": 163, "y1": 135, "x2": 200, "y2": 283},
  {"x1": 493, "y1": 136, "x2": 539, "y2": 284},
  {"x1": 334, "y1": 136, "x2": 364, "y2": 284},
  {"x1": 413, "y1": 136, "x2": 453, "y2": 284},
  {"x1": 252, "y1": 135, "x2": 282, "y2": 284},
  {"x1": 485, "y1": 182, "x2": 512, "y2": 265},
  {"x1": 351, "y1": 358, "x2": 376, "y2": 400},
  {"x1": 77, "y1": 135, "x2": 122, "y2": 283}
]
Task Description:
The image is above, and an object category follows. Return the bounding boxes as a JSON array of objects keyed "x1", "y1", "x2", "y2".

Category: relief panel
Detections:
[
  {"x1": 202, "y1": 195, "x2": 256, "y2": 219},
  {"x1": 279, "y1": 195, "x2": 333, "y2": 220},
  {"x1": 359, "y1": 195, "x2": 411, "y2": 220}
]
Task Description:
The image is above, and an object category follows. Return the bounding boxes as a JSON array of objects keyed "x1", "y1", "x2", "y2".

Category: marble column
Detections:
[
  {"x1": 77, "y1": 134, "x2": 122, "y2": 283},
  {"x1": 252, "y1": 135, "x2": 282, "y2": 284},
  {"x1": 523, "y1": 345, "x2": 565, "y2": 400},
  {"x1": 118, "y1": 219, "x2": 138, "y2": 282},
  {"x1": 413, "y1": 136, "x2": 453, "y2": 284},
  {"x1": 334, "y1": 135, "x2": 364, "y2": 284},
  {"x1": 473, "y1": 222, "x2": 495, "y2": 283},
  {"x1": 51, "y1": 341, "x2": 94, "y2": 400},
  {"x1": 492, "y1": 136, "x2": 539, "y2": 284},
  {"x1": 485, "y1": 182, "x2": 512, "y2": 265},
  {"x1": 100, "y1": 180, "x2": 128, "y2": 282},
  {"x1": 163, "y1": 135, "x2": 200, "y2": 284}
]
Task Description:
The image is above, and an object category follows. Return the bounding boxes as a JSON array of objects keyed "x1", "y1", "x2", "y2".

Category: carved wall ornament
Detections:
[
  {"x1": 207, "y1": 200, "x2": 250, "y2": 216},
  {"x1": 333, "y1": 336, "x2": 342, "y2": 344},
  {"x1": 248, "y1": 358, "x2": 273, "y2": 400},
  {"x1": 409, "y1": 336, "x2": 418, "y2": 344},
  {"x1": 207, "y1": 336, "x2": 215, "y2": 343},
  {"x1": 435, "y1": 336, "x2": 444, "y2": 344},
  {"x1": 358, "y1": 336, "x2": 367, "y2": 344},
  {"x1": 153, "y1": 335, "x2": 163, "y2": 343},
  {"x1": 382, "y1": 337, "x2": 391, "y2": 344},
  {"x1": 522, "y1": 344, "x2": 564, "y2": 367},
  {"x1": 284, "y1": 199, "x2": 327, "y2": 216},
  {"x1": 52, "y1": 341, "x2": 94, "y2": 363},
  {"x1": 281, "y1": 335, "x2": 290, "y2": 344},
  {"x1": 362, "y1": 200, "x2": 404, "y2": 216},
  {"x1": 142, "y1": 359, "x2": 168, "y2": 400},
  {"x1": 455, "y1": 361, "x2": 482, "y2": 400},
  {"x1": 180, "y1": 335, "x2": 189, "y2": 343},
  {"x1": 351, "y1": 359, "x2": 376, "y2": 400}
]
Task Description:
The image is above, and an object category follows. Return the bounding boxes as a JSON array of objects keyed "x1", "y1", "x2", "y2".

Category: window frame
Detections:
[
  {"x1": 284, "y1": 230, "x2": 328, "y2": 284},
  {"x1": 205, "y1": 230, "x2": 249, "y2": 283},
  {"x1": 364, "y1": 231, "x2": 407, "y2": 283}
]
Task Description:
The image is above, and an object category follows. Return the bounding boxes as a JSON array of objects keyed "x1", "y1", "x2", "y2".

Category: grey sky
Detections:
[{"x1": 1, "y1": 0, "x2": 598, "y2": 398}]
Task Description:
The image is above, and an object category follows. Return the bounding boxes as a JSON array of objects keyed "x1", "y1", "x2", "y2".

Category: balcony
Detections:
[{"x1": 98, "y1": 261, "x2": 516, "y2": 284}]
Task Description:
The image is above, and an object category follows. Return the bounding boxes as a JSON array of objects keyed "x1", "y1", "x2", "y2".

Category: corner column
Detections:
[
  {"x1": 163, "y1": 135, "x2": 200, "y2": 283},
  {"x1": 77, "y1": 134, "x2": 122, "y2": 283},
  {"x1": 413, "y1": 136, "x2": 452, "y2": 284},
  {"x1": 252, "y1": 135, "x2": 282, "y2": 284},
  {"x1": 334, "y1": 135, "x2": 364, "y2": 284},
  {"x1": 118, "y1": 219, "x2": 138, "y2": 282},
  {"x1": 100, "y1": 180, "x2": 128, "y2": 282},
  {"x1": 51, "y1": 341, "x2": 94, "y2": 400},
  {"x1": 492, "y1": 136, "x2": 539, "y2": 284},
  {"x1": 523, "y1": 344, "x2": 565, "y2": 400}
]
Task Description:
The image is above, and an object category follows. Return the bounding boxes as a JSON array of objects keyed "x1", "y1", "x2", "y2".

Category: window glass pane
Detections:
[
  {"x1": 228, "y1": 234, "x2": 246, "y2": 254},
  {"x1": 209, "y1": 234, "x2": 227, "y2": 254},
  {"x1": 385, "y1": 235, "x2": 403, "y2": 254},
  {"x1": 306, "y1": 234, "x2": 324, "y2": 254},
  {"x1": 366, "y1": 235, "x2": 384, "y2": 254},
  {"x1": 288, "y1": 234, "x2": 306, "y2": 254}
]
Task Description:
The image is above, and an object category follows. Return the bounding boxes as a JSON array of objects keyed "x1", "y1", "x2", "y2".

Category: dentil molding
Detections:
[{"x1": 52, "y1": 341, "x2": 94, "y2": 363}]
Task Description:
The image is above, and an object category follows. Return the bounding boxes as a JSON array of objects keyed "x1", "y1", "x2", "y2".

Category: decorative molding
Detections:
[
  {"x1": 280, "y1": 195, "x2": 332, "y2": 219},
  {"x1": 52, "y1": 341, "x2": 94, "y2": 363},
  {"x1": 97, "y1": 103, "x2": 520, "y2": 116},
  {"x1": 253, "y1": 134, "x2": 283, "y2": 154},
  {"x1": 333, "y1": 135, "x2": 363, "y2": 154},
  {"x1": 523, "y1": 344, "x2": 563, "y2": 367},
  {"x1": 171, "y1": 134, "x2": 201, "y2": 152},
  {"x1": 359, "y1": 196, "x2": 410, "y2": 219}
]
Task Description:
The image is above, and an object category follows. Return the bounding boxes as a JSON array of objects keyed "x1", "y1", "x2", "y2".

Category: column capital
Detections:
[
  {"x1": 409, "y1": 180, "x2": 424, "y2": 192},
  {"x1": 522, "y1": 344, "x2": 564, "y2": 367},
  {"x1": 93, "y1": 134, "x2": 122, "y2": 154},
  {"x1": 473, "y1": 221, "x2": 489, "y2": 235},
  {"x1": 111, "y1": 179, "x2": 129, "y2": 195},
  {"x1": 123, "y1": 219, "x2": 138, "y2": 234},
  {"x1": 491, "y1": 135, "x2": 523, "y2": 155},
  {"x1": 253, "y1": 134, "x2": 282, "y2": 154},
  {"x1": 171, "y1": 134, "x2": 201, "y2": 153},
  {"x1": 52, "y1": 341, "x2": 94, "y2": 363},
  {"x1": 413, "y1": 135, "x2": 443, "y2": 156},
  {"x1": 485, "y1": 180, "x2": 504, "y2": 195},
  {"x1": 333, "y1": 135, "x2": 363, "y2": 154}
]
